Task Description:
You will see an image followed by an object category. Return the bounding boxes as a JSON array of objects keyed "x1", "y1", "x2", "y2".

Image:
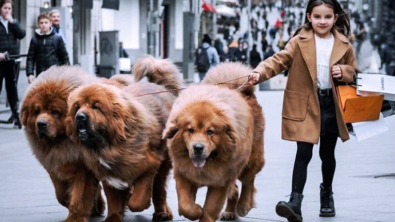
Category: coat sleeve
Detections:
[
  {"x1": 58, "y1": 38, "x2": 70, "y2": 65},
  {"x1": 253, "y1": 37, "x2": 296, "y2": 83},
  {"x1": 26, "y1": 38, "x2": 36, "y2": 76},
  {"x1": 337, "y1": 45, "x2": 358, "y2": 83},
  {"x1": 9, "y1": 19, "x2": 26, "y2": 39}
]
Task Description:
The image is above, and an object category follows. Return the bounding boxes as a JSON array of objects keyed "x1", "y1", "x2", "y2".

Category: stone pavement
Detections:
[{"x1": 0, "y1": 89, "x2": 394, "y2": 222}]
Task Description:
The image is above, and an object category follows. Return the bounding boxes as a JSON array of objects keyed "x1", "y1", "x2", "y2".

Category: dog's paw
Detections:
[
  {"x1": 179, "y1": 203, "x2": 203, "y2": 221},
  {"x1": 220, "y1": 211, "x2": 238, "y2": 221},
  {"x1": 236, "y1": 204, "x2": 252, "y2": 217},
  {"x1": 64, "y1": 216, "x2": 88, "y2": 222},
  {"x1": 103, "y1": 214, "x2": 123, "y2": 222},
  {"x1": 152, "y1": 211, "x2": 173, "y2": 221}
]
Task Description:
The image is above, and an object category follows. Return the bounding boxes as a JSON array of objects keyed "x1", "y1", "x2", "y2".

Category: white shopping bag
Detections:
[
  {"x1": 119, "y1": 58, "x2": 131, "y2": 72},
  {"x1": 357, "y1": 74, "x2": 395, "y2": 101},
  {"x1": 351, "y1": 113, "x2": 389, "y2": 142}
]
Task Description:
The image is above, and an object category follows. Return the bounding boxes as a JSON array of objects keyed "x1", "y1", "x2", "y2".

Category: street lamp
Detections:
[{"x1": 43, "y1": 1, "x2": 50, "y2": 9}]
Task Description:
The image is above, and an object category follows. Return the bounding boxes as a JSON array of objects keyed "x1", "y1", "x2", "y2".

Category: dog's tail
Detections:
[
  {"x1": 202, "y1": 62, "x2": 255, "y2": 97},
  {"x1": 133, "y1": 55, "x2": 184, "y2": 96}
]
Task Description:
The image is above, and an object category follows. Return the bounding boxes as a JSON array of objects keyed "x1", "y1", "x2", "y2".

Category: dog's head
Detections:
[
  {"x1": 21, "y1": 82, "x2": 71, "y2": 142},
  {"x1": 66, "y1": 83, "x2": 130, "y2": 150},
  {"x1": 164, "y1": 101, "x2": 236, "y2": 168}
]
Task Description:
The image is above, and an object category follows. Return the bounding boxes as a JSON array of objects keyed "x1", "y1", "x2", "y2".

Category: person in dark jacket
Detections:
[
  {"x1": 26, "y1": 13, "x2": 69, "y2": 83},
  {"x1": 249, "y1": 44, "x2": 261, "y2": 68},
  {"x1": 119, "y1": 41, "x2": 128, "y2": 58},
  {"x1": 263, "y1": 45, "x2": 275, "y2": 60},
  {"x1": 0, "y1": 0, "x2": 26, "y2": 129}
]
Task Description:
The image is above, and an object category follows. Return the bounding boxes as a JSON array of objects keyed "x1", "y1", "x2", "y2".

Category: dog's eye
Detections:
[
  {"x1": 207, "y1": 130, "x2": 214, "y2": 136},
  {"x1": 34, "y1": 108, "x2": 40, "y2": 115},
  {"x1": 74, "y1": 104, "x2": 80, "y2": 112},
  {"x1": 188, "y1": 128, "x2": 194, "y2": 134},
  {"x1": 92, "y1": 104, "x2": 100, "y2": 110},
  {"x1": 51, "y1": 110, "x2": 60, "y2": 117}
]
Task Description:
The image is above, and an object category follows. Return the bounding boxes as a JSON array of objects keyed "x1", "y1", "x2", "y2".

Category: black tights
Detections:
[{"x1": 291, "y1": 133, "x2": 338, "y2": 193}]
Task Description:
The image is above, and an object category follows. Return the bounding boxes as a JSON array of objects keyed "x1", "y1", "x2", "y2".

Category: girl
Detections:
[
  {"x1": 249, "y1": 0, "x2": 358, "y2": 221},
  {"x1": 0, "y1": 0, "x2": 25, "y2": 129}
]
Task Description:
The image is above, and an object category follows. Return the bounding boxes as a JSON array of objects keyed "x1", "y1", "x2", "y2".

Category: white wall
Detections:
[{"x1": 101, "y1": 0, "x2": 139, "y2": 49}]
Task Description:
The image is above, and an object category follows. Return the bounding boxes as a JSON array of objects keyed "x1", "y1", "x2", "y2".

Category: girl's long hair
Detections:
[{"x1": 294, "y1": 0, "x2": 350, "y2": 37}]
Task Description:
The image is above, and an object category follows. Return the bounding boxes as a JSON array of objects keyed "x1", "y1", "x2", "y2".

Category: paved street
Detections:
[{"x1": 1, "y1": 75, "x2": 395, "y2": 221}]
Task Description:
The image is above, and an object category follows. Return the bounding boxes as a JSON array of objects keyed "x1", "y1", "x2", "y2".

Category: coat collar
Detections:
[{"x1": 297, "y1": 28, "x2": 350, "y2": 84}]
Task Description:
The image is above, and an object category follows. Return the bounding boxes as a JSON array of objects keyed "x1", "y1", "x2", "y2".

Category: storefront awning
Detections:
[{"x1": 202, "y1": 1, "x2": 216, "y2": 13}]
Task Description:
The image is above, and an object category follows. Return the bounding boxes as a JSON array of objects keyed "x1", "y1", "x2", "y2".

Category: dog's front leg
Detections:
[
  {"x1": 103, "y1": 181, "x2": 129, "y2": 222},
  {"x1": 128, "y1": 169, "x2": 157, "y2": 212},
  {"x1": 176, "y1": 175, "x2": 202, "y2": 221},
  {"x1": 64, "y1": 169, "x2": 101, "y2": 222},
  {"x1": 200, "y1": 184, "x2": 230, "y2": 222}
]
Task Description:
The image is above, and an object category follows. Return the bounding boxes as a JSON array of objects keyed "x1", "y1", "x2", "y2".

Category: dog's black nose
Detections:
[
  {"x1": 76, "y1": 113, "x2": 87, "y2": 122},
  {"x1": 37, "y1": 120, "x2": 47, "y2": 130},
  {"x1": 193, "y1": 143, "x2": 205, "y2": 155}
]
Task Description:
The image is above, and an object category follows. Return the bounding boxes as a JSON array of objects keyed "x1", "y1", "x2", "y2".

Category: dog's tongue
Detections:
[{"x1": 192, "y1": 158, "x2": 206, "y2": 168}]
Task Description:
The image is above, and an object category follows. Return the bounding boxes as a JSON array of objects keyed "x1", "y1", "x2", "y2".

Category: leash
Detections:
[{"x1": 136, "y1": 74, "x2": 253, "y2": 97}]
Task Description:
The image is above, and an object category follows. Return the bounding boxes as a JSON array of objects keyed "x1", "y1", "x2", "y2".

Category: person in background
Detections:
[
  {"x1": 263, "y1": 45, "x2": 275, "y2": 60},
  {"x1": 119, "y1": 41, "x2": 128, "y2": 58},
  {"x1": 26, "y1": 13, "x2": 69, "y2": 83},
  {"x1": 195, "y1": 34, "x2": 219, "y2": 81},
  {"x1": 249, "y1": 0, "x2": 357, "y2": 221},
  {"x1": 49, "y1": 9, "x2": 65, "y2": 44},
  {"x1": 249, "y1": 44, "x2": 261, "y2": 68},
  {"x1": 0, "y1": 0, "x2": 25, "y2": 129}
]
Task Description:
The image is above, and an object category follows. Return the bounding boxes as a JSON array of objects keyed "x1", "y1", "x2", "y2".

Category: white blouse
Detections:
[{"x1": 315, "y1": 34, "x2": 334, "y2": 89}]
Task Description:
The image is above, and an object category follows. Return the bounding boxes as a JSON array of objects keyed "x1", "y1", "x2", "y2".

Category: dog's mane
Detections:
[{"x1": 202, "y1": 62, "x2": 255, "y2": 97}]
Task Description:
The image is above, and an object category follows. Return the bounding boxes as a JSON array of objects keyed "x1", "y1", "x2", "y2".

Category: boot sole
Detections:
[
  {"x1": 276, "y1": 203, "x2": 303, "y2": 222},
  {"x1": 320, "y1": 212, "x2": 336, "y2": 217}
]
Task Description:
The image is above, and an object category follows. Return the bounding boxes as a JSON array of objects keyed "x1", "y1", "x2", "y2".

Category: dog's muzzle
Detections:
[{"x1": 76, "y1": 113, "x2": 89, "y2": 141}]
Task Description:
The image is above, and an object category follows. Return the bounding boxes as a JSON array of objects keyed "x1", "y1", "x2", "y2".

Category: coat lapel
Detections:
[
  {"x1": 297, "y1": 29, "x2": 317, "y2": 84},
  {"x1": 329, "y1": 29, "x2": 350, "y2": 67}
]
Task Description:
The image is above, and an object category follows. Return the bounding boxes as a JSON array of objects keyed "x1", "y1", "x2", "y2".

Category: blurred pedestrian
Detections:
[
  {"x1": 261, "y1": 35, "x2": 268, "y2": 54},
  {"x1": 236, "y1": 40, "x2": 248, "y2": 64},
  {"x1": 26, "y1": 13, "x2": 69, "y2": 83},
  {"x1": 227, "y1": 39, "x2": 239, "y2": 62},
  {"x1": 49, "y1": 9, "x2": 66, "y2": 44},
  {"x1": 119, "y1": 41, "x2": 128, "y2": 58},
  {"x1": 0, "y1": 0, "x2": 25, "y2": 129},
  {"x1": 249, "y1": 44, "x2": 261, "y2": 68},
  {"x1": 263, "y1": 45, "x2": 275, "y2": 60},
  {"x1": 195, "y1": 34, "x2": 219, "y2": 81}
]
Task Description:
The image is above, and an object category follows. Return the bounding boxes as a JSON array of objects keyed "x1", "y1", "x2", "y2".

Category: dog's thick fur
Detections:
[
  {"x1": 163, "y1": 62, "x2": 265, "y2": 222},
  {"x1": 66, "y1": 56, "x2": 184, "y2": 222},
  {"x1": 20, "y1": 66, "x2": 105, "y2": 222}
]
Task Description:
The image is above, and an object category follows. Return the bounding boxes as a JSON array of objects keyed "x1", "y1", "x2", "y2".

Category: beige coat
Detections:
[{"x1": 253, "y1": 28, "x2": 358, "y2": 144}]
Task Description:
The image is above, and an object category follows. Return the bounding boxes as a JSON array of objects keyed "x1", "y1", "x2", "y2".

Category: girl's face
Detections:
[
  {"x1": 1, "y1": 3, "x2": 12, "y2": 18},
  {"x1": 307, "y1": 4, "x2": 338, "y2": 39}
]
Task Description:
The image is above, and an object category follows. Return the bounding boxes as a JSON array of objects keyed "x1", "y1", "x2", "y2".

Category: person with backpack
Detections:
[
  {"x1": 26, "y1": 13, "x2": 69, "y2": 84},
  {"x1": 196, "y1": 34, "x2": 219, "y2": 81}
]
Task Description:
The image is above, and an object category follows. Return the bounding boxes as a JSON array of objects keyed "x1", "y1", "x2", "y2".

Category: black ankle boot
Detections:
[
  {"x1": 13, "y1": 113, "x2": 22, "y2": 129},
  {"x1": 276, "y1": 192, "x2": 303, "y2": 222},
  {"x1": 7, "y1": 113, "x2": 15, "y2": 123},
  {"x1": 320, "y1": 183, "x2": 336, "y2": 217}
]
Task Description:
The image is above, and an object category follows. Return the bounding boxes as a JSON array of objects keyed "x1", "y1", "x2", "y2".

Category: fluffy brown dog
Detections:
[
  {"x1": 20, "y1": 66, "x2": 105, "y2": 222},
  {"x1": 163, "y1": 62, "x2": 265, "y2": 222},
  {"x1": 66, "y1": 56, "x2": 184, "y2": 222}
]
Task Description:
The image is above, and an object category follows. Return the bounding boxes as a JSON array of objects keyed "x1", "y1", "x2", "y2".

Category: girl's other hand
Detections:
[
  {"x1": 249, "y1": 73, "x2": 260, "y2": 85},
  {"x1": 332, "y1": 65, "x2": 342, "y2": 79}
]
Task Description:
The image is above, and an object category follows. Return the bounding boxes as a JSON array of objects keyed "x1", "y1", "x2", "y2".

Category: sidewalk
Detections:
[{"x1": 0, "y1": 90, "x2": 394, "y2": 221}]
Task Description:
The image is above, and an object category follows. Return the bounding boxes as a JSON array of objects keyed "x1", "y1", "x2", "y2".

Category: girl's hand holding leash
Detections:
[
  {"x1": 332, "y1": 65, "x2": 343, "y2": 79},
  {"x1": 248, "y1": 73, "x2": 260, "y2": 85}
]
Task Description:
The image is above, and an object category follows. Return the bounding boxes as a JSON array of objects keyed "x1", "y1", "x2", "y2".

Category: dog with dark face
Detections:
[
  {"x1": 163, "y1": 62, "x2": 265, "y2": 222},
  {"x1": 20, "y1": 66, "x2": 105, "y2": 222},
  {"x1": 66, "y1": 56, "x2": 184, "y2": 222}
]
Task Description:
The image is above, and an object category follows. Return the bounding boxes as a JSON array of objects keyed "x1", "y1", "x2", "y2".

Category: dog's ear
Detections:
[
  {"x1": 163, "y1": 122, "x2": 179, "y2": 139},
  {"x1": 20, "y1": 103, "x2": 28, "y2": 126}
]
